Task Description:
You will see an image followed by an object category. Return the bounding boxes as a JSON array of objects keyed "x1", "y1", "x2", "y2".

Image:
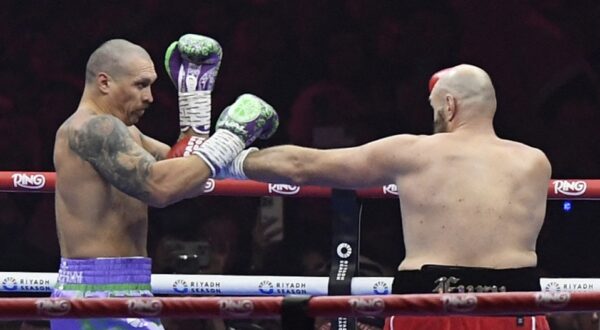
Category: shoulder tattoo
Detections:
[{"x1": 68, "y1": 115, "x2": 155, "y2": 200}]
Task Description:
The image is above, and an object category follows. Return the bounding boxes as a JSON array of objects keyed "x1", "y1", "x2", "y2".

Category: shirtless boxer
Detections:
[
  {"x1": 51, "y1": 37, "x2": 277, "y2": 329},
  {"x1": 226, "y1": 64, "x2": 552, "y2": 329}
]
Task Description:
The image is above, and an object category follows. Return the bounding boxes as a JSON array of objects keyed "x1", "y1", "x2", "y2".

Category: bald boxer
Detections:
[
  {"x1": 52, "y1": 38, "x2": 277, "y2": 330},
  {"x1": 228, "y1": 64, "x2": 552, "y2": 329}
]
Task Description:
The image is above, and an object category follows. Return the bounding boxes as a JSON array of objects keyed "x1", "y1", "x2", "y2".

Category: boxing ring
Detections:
[{"x1": 1, "y1": 171, "x2": 600, "y2": 326}]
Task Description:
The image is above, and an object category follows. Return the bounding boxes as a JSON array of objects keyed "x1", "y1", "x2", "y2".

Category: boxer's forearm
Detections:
[
  {"x1": 243, "y1": 145, "x2": 329, "y2": 186},
  {"x1": 243, "y1": 142, "x2": 394, "y2": 189},
  {"x1": 146, "y1": 156, "x2": 212, "y2": 207},
  {"x1": 243, "y1": 145, "x2": 304, "y2": 183}
]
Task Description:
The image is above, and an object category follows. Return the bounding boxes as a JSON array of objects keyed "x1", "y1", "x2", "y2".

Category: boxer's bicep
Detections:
[
  {"x1": 349, "y1": 135, "x2": 420, "y2": 184},
  {"x1": 68, "y1": 115, "x2": 156, "y2": 200},
  {"x1": 313, "y1": 148, "x2": 385, "y2": 188},
  {"x1": 309, "y1": 144, "x2": 394, "y2": 188}
]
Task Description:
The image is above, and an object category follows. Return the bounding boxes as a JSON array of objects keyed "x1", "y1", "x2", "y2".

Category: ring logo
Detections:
[
  {"x1": 173, "y1": 280, "x2": 189, "y2": 294},
  {"x1": 535, "y1": 292, "x2": 570, "y2": 309},
  {"x1": 12, "y1": 173, "x2": 46, "y2": 189},
  {"x1": 373, "y1": 281, "x2": 389, "y2": 295},
  {"x1": 219, "y1": 299, "x2": 254, "y2": 318},
  {"x1": 442, "y1": 294, "x2": 478, "y2": 312},
  {"x1": 127, "y1": 299, "x2": 163, "y2": 316},
  {"x1": 2, "y1": 277, "x2": 17, "y2": 291},
  {"x1": 553, "y1": 180, "x2": 587, "y2": 196},
  {"x1": 203, "y1": 179, "x2": 216, "y2": 193},
  {"x1": 382, "y1": 184, "x2": 398, "y2": 195},
  {"x1": 258, "y1": 280, "x2": 274, "y2": 294},
  {"x1": 35, "y1": 299, "x2": 71, "y2": 316},
  {"x1": 268, "y1": 184, "x2": 300, "y2": 195},
  {"x1": 349, "y1": 298, "x2": 385, "y2": 316},
  {"x1": 544, "y1": 282, "x2": 561, "y2": 292},
  {"x1": 336, "y1": 243, "x2": 352, "y2": 259}
]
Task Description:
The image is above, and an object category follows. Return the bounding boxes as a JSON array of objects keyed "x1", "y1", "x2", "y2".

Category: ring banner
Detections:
[
  {"x1": 328, "y1": 189, "x2": 361, "y2": 330},
  {"x1": 4, "y1": 272, "x2": 597, "y2": 295},
  {"x1": 3, "y1": 172, "x2": 598, "y2": 200},
  {"x1": 0, "y1": 272, "x2": 396, "y2": 295},
  {"x1": 539, "y1": 278, "x2": 600, "y2": 292}
]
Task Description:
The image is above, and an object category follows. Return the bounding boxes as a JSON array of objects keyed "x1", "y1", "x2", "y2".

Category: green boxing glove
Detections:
[{"x1": 192, "y1": 94, "x2": 278, "y2": 176}]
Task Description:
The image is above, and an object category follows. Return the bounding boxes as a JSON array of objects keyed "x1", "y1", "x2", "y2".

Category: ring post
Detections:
[{"x1": 328, "y1": 189, "x2": 361, "y2": 329}]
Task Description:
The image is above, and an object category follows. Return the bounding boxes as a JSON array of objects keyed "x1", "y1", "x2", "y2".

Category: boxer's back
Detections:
[
  {"x1": 396, "y1": 132, "x2": 550, "y2": 270},
  {"x1": 54, "y1": 109, "x2": 148, "y2": 258}
]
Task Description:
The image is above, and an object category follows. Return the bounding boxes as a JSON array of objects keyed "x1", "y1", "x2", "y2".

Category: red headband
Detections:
[{"x1": 428, "y1": 67, "x2": 453, "y2": 92}]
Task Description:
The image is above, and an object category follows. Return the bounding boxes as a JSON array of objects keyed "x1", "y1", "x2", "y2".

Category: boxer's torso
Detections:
[
  {"x1": 54, "y1": 109, "x2": 148, "y2": 258},
  {"x1": 395, "y1": 132, "x2": 549, "y2": 270}
]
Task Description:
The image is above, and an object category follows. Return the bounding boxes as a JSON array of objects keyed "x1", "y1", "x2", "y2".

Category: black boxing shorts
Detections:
[
  {"x1": 392, "y1": 264, "x2": 542, "y2": 294},
  {"x1": 384, "y1": 265, "x2": 550, "y2": 330}
]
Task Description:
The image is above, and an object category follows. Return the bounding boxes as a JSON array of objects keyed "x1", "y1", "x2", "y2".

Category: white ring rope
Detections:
[{"x1": 0, "y1": 272, "x2": 595, "y2": 295}]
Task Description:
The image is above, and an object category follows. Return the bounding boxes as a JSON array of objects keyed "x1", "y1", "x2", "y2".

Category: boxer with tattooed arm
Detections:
[{"x1": 51, "y1": 37, "x2": 277, "y2": 330}]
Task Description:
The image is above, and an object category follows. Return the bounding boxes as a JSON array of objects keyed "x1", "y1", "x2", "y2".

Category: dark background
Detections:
[{"x1": 1, "y1": 0, "x2": 600, "y2": 289}]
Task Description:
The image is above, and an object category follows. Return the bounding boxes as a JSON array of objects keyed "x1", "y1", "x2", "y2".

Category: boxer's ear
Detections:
[
  {"x1": 446, "y1": 95, "x2": 457, "y2": 122},
  {"x1": 97, "y1": 72, "x2": 111, "y2": 94}
]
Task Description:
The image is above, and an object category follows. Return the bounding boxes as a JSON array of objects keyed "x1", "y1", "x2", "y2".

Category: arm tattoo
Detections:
[{"x1": 68, "y1": 115, "x2": 156, "y2": 201}]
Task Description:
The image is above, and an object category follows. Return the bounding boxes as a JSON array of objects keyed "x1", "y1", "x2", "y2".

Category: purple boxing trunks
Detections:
[{"x1": 50, "y1": 257, "x2": 164, "y2": 330}]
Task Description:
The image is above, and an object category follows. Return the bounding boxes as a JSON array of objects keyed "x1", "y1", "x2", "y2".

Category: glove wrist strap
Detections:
[
  {"x1": 179, "y1": 91, "x2": 211, "y2": 134},
  {"x1": 192, "y1": 129, "x2": 244, "y2": 176}
]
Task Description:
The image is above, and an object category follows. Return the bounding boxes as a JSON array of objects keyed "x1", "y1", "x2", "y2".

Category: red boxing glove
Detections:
[
  {"x1": 167, "y1": 136, "x2": 207, "y2": 158},
  {"x1": 428, "y1": 67, "x2": 453, "y2": 92}
]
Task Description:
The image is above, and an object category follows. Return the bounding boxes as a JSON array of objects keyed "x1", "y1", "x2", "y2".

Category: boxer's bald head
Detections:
[
  {"x1": 429, "y1": 64, "x2": 497, "y2": 133},
  {"x1": 85, "y1": 39, "x2": 151, "y2": 84},
  {"x1": 434, "y1": 64, "x2": 496, "y2": 113}
]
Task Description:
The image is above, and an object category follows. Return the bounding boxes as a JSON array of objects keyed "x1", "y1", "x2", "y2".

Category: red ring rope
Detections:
[
  {"x1": 0, "y1": 292, "x2": 598, "y2": 320},
  {"x1": 0, "y1": 171, "x2": 598, "y2": 199}
]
